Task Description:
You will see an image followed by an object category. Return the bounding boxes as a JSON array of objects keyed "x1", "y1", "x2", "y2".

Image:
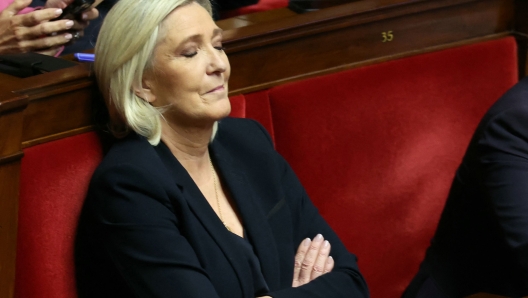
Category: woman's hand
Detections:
[
  {"x1": 292, "y1": 234, "x2": 334, "y2": 287},
  {"x1": 44, "y1": 0, "x2": 100, "y2": 37},
  {"x1": 0, "y1": 0, "x2": 78, "y2": 55},
  {"x1": 255, "y1": 236, "x2": 334, "y2": 297}
]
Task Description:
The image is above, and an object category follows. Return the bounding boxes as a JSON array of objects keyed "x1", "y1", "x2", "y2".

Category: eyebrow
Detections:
[{"x1": 178, "y1": 28, "x2": 224, "y2": 45}]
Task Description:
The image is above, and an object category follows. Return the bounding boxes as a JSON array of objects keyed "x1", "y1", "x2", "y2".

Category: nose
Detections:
[{"x1": 206, "y1": 46, "x2": 228, "y2": 75}]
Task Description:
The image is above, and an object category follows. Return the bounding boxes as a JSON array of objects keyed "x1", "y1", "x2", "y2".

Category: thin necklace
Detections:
[{"x1": 209, "y1": 158, "x2": 231, "y2": 232}]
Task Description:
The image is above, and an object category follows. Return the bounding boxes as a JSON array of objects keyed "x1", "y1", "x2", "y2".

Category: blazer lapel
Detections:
[
  {"x1": 210, "y1": 139, "x2": 281, "y2": 290},
  {"x1": 154, "y1": 142, "x2": 254, "y2": 297}
]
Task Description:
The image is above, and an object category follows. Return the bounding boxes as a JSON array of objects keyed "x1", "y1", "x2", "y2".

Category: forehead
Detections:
[{"x1": 160, "y1": 2, "x2": 217, "y2": 43}]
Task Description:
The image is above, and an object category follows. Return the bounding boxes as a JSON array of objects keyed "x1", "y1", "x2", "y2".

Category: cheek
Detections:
[
  {"x1": 224, "y1": 57, "x2": 231, "y2": 80},
  {"x1": 157, "y1": 70, "x2": 197, "y2": 96}
]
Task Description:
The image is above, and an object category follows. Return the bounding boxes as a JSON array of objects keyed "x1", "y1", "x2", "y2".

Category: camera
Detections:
[{"x1": 54, "y1": 0, "x2": 95, "y2": 20}]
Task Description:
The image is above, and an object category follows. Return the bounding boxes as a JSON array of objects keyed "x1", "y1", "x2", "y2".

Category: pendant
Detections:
[{"x1": 223, "y1": 221, "x2": 231, "y2": 232}]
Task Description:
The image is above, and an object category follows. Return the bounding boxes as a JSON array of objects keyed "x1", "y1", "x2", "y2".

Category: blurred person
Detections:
[
  {"x1": 0, "y1": 0, "x2": 99, "y2": 56},
  {"x1": 30, "y1": 0, "x2": 117, "y2": 54},
  {"x1": 403, "y1": 77, "x2": 528, "y2": 297}
]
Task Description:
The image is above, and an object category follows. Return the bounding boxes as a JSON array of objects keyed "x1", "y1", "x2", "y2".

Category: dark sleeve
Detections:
[
  {"x1": 87, "y1": 163, "x2": 222, "y2": 298},
  {"x1": 479, "y1": 106, "x2": 528, "y2": 279},
  {"x1": 249, "y1": 121, "x2": 369, "y2": 298}
]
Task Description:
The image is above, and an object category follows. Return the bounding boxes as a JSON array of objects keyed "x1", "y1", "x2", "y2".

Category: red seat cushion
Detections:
[
  {"x1": 16, "y1": 132, "x2": 103, "y2": 298},
  {"x1": 267, "y1": 37, "x2": 518, "y2": 298}
]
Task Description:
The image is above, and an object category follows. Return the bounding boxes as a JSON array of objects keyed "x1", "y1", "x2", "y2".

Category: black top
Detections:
[
  {"x1": 404, "y1": 77, "x2": 528, "y2": 298},
  {"x1": 231, "y1": 231, "x2": 269, "y2": 296},
  {"x1": 75, "y1": 118, "x2": 369, "y2": 298}
]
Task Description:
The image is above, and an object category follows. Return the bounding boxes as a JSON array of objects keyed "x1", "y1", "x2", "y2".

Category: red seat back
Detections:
[
  {"x1": 264, "y1": 37, "x2": 518, "y2": 297},
  {"x1": 16, "y1": 132, "x2": 103, "y2": 298}
]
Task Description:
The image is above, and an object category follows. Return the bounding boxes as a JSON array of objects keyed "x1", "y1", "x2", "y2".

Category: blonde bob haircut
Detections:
[{"x1": 94, "y1": 0, "x2": 213, "y2": 145}]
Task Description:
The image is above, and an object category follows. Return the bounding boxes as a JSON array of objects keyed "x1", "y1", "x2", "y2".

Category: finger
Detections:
[
  {"x1": 310, "y1": 240, "x2": 331, "y2": 280},
  {"x1": 68, "y1": 8, "x2": 99, "y2": 31},
  {"x1": 44, "y1": 0, "x2": 72, "y2": 9},
  {"x1": 324, "y1": 256, "x2": 334, "y2": 273},
  {"x1": 1, "y1": 0, "x2": 32, "y2": 18},
  {"x1": 13, "y1": 8, "x2": 64, "y2": 27},
  {"x1": 17, "y1": 32, "x2": 72, "y2": 52},
  {"x1": 298, "y1": 234, "x2": 324, "y2": 286},
  {"x1": 80, "y1": 8, "x2": 99, "y2": 22},
  {"x1": 14, "y1": 19, "x2": 74, "y2": 40},
  {"x1": 292, "y1": 238, "x2": 311, "y2": 287}
]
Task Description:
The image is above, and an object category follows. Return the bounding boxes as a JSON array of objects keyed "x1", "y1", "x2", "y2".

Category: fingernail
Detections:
[
  {"x1": 65, "y1": 20, "x2": 74, "y2": 28},
  {"x1": 327, "y1": 256, "x2": 333, "y2": 263},
  {"x1": 314, "y1": 234, "x2": 323, "y2": 242},
  {"x1": 64, "y1": 33, "x2": 73, "y2": 40},
  {"x1": 323, "y1": 240, "x2": 329, "y2": 247},
  {"x1": 82, "y1": 13, "x2": 88, "y2": 20},
  {"x1": 55, "y1": 9, "x2": 62, "y2": 17},
  {"x1": 303, "y1": 238, "x2": 311, "y2": 247}
]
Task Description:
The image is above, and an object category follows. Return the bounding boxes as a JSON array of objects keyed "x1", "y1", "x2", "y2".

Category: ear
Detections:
[{"x1": 134, "y1": 73, "x2": 156, "y2": 104}]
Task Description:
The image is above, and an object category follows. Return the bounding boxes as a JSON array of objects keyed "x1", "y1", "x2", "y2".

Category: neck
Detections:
[{"x1": 160, "y1": 120, "x2": 214, "y2": 180}]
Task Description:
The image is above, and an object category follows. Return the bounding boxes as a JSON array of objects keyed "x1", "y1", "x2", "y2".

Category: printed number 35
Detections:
[{"x1": 382, "y1": 31, "x2": 394, "y2": 42}]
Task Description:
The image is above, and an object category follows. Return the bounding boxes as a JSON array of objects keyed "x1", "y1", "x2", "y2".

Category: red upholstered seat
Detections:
[
  {"x1": 260, "y1": 37, "x2": 518, "y2": 297},
  {"x1": 16, "y1": 132, "x2": 103, "y2": 298},
  {"x1": 14, "y1": 96, "x2": 265, "y2": 298},
  {"x1": 228, "y1": 91, "x2": 276, "y2": 142}
]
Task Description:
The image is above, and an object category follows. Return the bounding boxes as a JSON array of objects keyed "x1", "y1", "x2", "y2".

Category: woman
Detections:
[
  {"x1": 403, "y1": 77, "x2": 528, "y2": 297},
  {"x1": 75, "y1": 0, "x2": 369, "y2": 297},
  {"x1": 0, "y1": 0, "x2": 100, "y2": 55}
]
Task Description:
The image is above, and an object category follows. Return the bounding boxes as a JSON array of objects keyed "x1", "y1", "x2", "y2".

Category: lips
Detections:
[{"x1": 206, "y1": 85, "x2": 224, "y2": 94}]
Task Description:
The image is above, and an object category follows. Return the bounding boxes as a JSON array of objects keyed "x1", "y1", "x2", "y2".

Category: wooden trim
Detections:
[
  {"x1": 11, "y1": 63, "x2": 92, "y2": 95},
  {"x1": 0, "y1": 94, "x2": 27, "y2": 115},
  {"x1": 229, "y1": 33, "x2": 512, "y2": 95},
  {"x1": 226, "y1": 0, "x2": 515, "y2": 93},
  {"x1": 21, "y1": 126, "x2": 95, "y2": 148},
  {"x1": 0, "y1": 151, "x2": 23, "y2": 165},
  {"x1": 0, "y1": 161, "x2": 20, "y2": 298},
  {"x1": 223, "y1": 0, "x2": 481, "y2": 53}
]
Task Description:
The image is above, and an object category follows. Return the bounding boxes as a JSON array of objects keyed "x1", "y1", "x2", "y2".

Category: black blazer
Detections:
[
  {"x1": 75, "y1": 118, "x2": 369, "y2": 298},
  {"x1": 404, "y1": 77, "x2": 528, "y2": 298}
]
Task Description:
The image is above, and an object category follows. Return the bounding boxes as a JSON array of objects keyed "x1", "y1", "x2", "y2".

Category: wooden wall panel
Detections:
[
  {"x1": 226, "y1": 0, "x2": 514, "y2": 94},
  {"x1": 21, "y1": 86, "x2": 95, "y2": 147},
  {"x1": 0, "y1": 106, "x2": 24, "y2": 298}
]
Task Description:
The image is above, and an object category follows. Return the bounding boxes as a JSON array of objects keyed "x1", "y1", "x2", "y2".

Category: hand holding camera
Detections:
[
  {"x1": 46, "y1": 0, "x2": 100, "y2": 43},
  {"x1": 51, "y1": 0, "x2": 95, "y2": 21}
]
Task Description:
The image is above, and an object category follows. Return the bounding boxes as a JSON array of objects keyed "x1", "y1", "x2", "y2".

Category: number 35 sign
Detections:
[{"x1": 382, "y1": 31, "x2": 394, "y2": 42}]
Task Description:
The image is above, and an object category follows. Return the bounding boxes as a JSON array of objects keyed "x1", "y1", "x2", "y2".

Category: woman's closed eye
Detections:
[
  {"x1": 181, "y1": 45, "x2": 224, "y2": 58},
  {"x1": 182, "y1": 51, "x2": 198, "y2": 58}
]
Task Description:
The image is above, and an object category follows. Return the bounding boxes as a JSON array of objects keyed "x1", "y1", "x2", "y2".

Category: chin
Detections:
[{"x1": 216, "y1": 97, "x2": 232, "y2": 119}]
